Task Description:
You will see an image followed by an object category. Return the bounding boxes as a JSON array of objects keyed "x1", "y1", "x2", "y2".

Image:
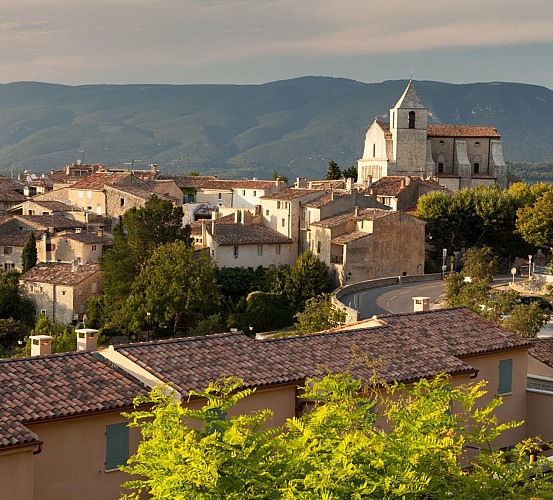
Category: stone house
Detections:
[
  {"x1": 10, "y1": 200, "x2": 83, "y2": 217},
  {"x1": 19, "y1": 262, "x2": 102, "y2": 324},
  {"x1": 310, "y1": 208, "x2": 426, "y2": 286},
  {"x1": 0, "y1": 175, "x2": 26, "y2": 213},
  {"x1": 356, "y1": 81, "x2": 508, "y2": 191},
  {"x1": 0, "y1": 307, "x2": 535, "y2": 500}
]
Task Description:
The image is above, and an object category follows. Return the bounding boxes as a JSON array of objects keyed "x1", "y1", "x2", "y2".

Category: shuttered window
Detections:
[
  {"x1": 498, "y1": 359, "x2": 513, "y2": 395},
  {"x1": 105, "y1": 422, "x2": 129, "y2": 470}
]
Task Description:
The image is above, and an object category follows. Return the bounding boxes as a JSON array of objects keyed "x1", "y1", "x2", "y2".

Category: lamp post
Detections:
[
  {"x1": 453, "y1": 251, "x2": 460, "y2": 272},
  {"x1": 442, "y1": 248, "x2": 447, "y2": 279},
  {"x1": 528, "y1": 254, "x2": 533, "y2": 278}
]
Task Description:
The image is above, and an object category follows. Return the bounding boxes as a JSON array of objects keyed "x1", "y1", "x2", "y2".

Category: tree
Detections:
[
  {"x1": 516, "y1": 190, "x2": 553, "y2": 251},
  {"x1": 342, "y1": 165, "x2": 357, "y2": 180},
  {"x1": 188, "y1": 314, "x2": 227, "y2": 337},
  {"x1": 295, "y1": 293, "x2": 346, "y2": 334},
  {"x1": 272, "y1": 170, "x2": 289, "y2": 184},
  {"x1": 325, "y1": 160, "x2": 342, "y2": 180},
  {"x1": 462, "y1": 246, "x2": 499, "y2": 283},
  {"x1": 0, "y1": 318, "x2": 26, "y2": 354},
  {"x1": 239, "y1": 291, "x2": 295, "y2": 334},
  {"x1": 284, "y1": 251, "x2": 332, "y2": 311},
  {"x1": 15, "y1": 314, "x2": 76, "y2": 356},
  {"x1": 121, "y1": 373, "x2": 553, "y2": 499},
  {"x1": 21, "y1": 231, "x2": 37, "y2": 273},
  {"x1": 501, "y1": 302, "x2": 550, "y2": 337},
  {"x1": 122, "y1": 241, "x2": 220, "y2": 334},
  {"x1": 0, "y1": 270, "x2": 34, "y2": 327}
]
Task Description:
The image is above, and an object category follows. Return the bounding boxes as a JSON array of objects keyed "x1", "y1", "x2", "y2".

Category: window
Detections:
[
  {"x1": 265, "y1": 210, "x2": 269, "y2": 216},
  {"x1": 3, "y1": 263, "x2": 14, "y2": 270},
  {"x1": 475, "y1": 141, "x2": 480, "y2": 147},
  {"x1": 78, "y1": 190, "x2": 84, "y2": 199},
  {"x1": 439, "y1": 140, "x2": 444, "y2": 145},
  {"x1": 317, "y1": 241, "x2": 321, "y2": 254},
  {"x1": 392, "y1": 111, "x2": 395, "y2": 128},
  {"x1": 281, "y1": 218, "x2": 285, "y2": 227},
  {"x1": 242, "y1": 190, "x2": 246, "y2": 195},
  {"x1": 498, "y1": 359, "x2": 513, "y2": 395},
  {"x1": 120, "y1": 198, "x2": 125, "y2": 207},
  {"x1": 87, "y1": 191, "x2": 92, "y2": 199},
  {"x1": 3, "y1": 246, "x2": 12, "y2": 255},
  {"x1": 257, "y1": 245, "x2": 263, "y2": 256},
  {"x1": 61, "y1": 291, "x2": 66, "y2": 296},
  {"x1": 105, "y1": 422, "x2": 129, "y2": 471},
  {"x1": 218, "y1": 193, "x2": 222, "y2": 200},
  {"x1": 253, "y1": 191, "x2": 257, "y2": 197},
  {"x1": 408, "y1": 111, "x2": 415, "y2": 129},
  {"x1": 92, "y1": 244, "x2": 97, "y2": 252},
  {"x1": 86, "y1": 206, "x2": 92, "y2": 211},
  {"x1": 233, "y1": 246, "x2": 239, "y2": 259},
  {"x1": 39, "y1": 286, "x2": 43, "y2": 293},
  {"x1": 438, "y1": 163, "x2": 444, "y2": 173},
  {"x1": 373, "y1": 144, "x2": 376, "y2": 157},
  {"x1": 275, "y1": 244, "x2": 281, "y2": 255},
  {"x1": 277, "y1": 201, "x2": 281, "y2": 209},
  {"x1": 92, "y1": 282, "x2": 97, "y2": 294},
  {"x1": 474, "y1": 162, "x2": 480, "y2": 174}
]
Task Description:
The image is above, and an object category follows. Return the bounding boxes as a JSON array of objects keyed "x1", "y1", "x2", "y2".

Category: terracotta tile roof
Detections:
[
  {"x1": 428, "y1": 124, "x2": 500, "y2": 138},
  {"x1": 20, "y1": 262, "x2": 100, "y2": 286},
  {"x1": 312, "y1": 208, "x2": 390, "y2": 228},
  {"x1": 331, "y1": 231, "x2": 370, "y2": 245},
  {"x1": 369, "y1": 177, "x2": 407, "y2": 196},
  {"x1": 261, "y1": 188, "x2": 322, "y2": 200},
  {"x1": 26, "y1": 200, "x2": 82, "y2": 212},
  {"x1": 59, "y1": 230, "x2": 113, "y2": 245},
  {"x1": 69, "y1": 172, "x2": 131, "y2": 190},
  {"x1": 208, "y1": 223, "x2": 293, "y2": 246},
  {"x1": 304, "y1": 191, "x2": 347, "y2": 208},
  {"x1": 0, "y1": 179, "x2": 25, "y2": 203},
  {"x1": 107, "y1": 184, "x2": 152, "y2": 201},
  {"x1": 419, "y1": 178, "x2": 451, "y2": 192},
  {"x1": 113, "y1": 308, "x2": 528, "y2": 397},
  {"x1": 14, "y1": 215, "x2": 86, "y2": 231},
  {"x1": 376, "y1": 121, "x2": 392, "y2": 137},
  {"x1": 189, "y1": 214, "x2": 235, "y2": 235},
  {"x1": 0, "y1": 351, "x2": 148, "y2": 450},
  {"x1": 435, "y1": 173, "x2": 461, "y2": 178},
  {"x1": 308, "y1": 180, "x2": 346, "y2": 190},
  {"x1": 164, "y1": 175, "x2": 278, "y2": 191},
  {"x1": 529, "y1": 339, "x2": 553, "y2": 368},
  {"x1": 0, "y1": 230, "x2": 46, "y2": 247}
]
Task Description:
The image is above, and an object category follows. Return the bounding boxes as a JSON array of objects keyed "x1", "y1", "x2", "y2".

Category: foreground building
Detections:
[{"x1": 0, "y1": 307, "x2": 541, "y2": 499}]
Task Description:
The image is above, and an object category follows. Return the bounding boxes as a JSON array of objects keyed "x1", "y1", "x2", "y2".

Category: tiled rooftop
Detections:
[
  {"x1": 312, "y1": 208, "x2": 390, "y2": 228},
  {"x1": 0, "y1": 178, "x2": 26, "y2": 203},
  {"x1": 113, "y1": 308, "x2": 529, "y2": 397},
  {"x1": 14, "y1": 215, "x2": 86, "y2": 231},
  {"x1": 428, "y1": 124, "x2": 501, "y2": 138},
  {"x1": 304, "y1": 191, "x2": 347, "y2": 208},
  {"x1": 0, "y1": 230, "x2": 46, "y2": 247},
  {"x1": 70, "y1": 172, "x2": 131, "y2": 190},
  {"x1": 529, "y1": 339, "x2": 553, "y2": 369},
  {"x1": 60, "y1": 230, "x2": 113, "y2": 245},
  {"x1": 189, "y1": 214, "x2": 235, "y2": 236},
  {"x1": 369, "y1": 177, "x2": 408, "y2": 196},
  {"x1": 26, "y1": 200, "x2": 82, "y2": 212},
  {"x1": 165, "y1": 175, "x2": 278, "y2": 191},
  {"x1": 0, "y1": 351, "x2": 148, "y2": 450},
  {"x1": 331, "y1": 231, "x2": 370, "y2": 245},
  {"x1": 261, "y1": 187, "x2": 322, "y2": 200},
  {"x1": 208, "y1": 223, "x2": 293, "y2": 246},
  {"x1": 20, "y1": 262, "x2": 100, "y2": 286}
]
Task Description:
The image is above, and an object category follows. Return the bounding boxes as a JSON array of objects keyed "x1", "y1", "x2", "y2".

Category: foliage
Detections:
[
  {"x1": 216, "y1": 266, "x2": 268, "y2": 299},
  {"x1": 85, "y1": 295, "x2": 106, "y2": 329},
  {"x1": 283, "y1": 251, "x2": 332, "y2": 311},
  {"x1": 21, "y1": 231, "x2": 37, "y2": 273},
  {"x1": 501, "y1": 302, "x2": 550, "y2": 338},
  {"x1": 121, "y1": 373, "x2": 553, "y2": 499},
  {"x1": 462, "y1": 246, "x2": 499, "y2": 283},
  {"x1": 272, "y1": 170, "x2": 289, "y2": 184},
  {"x1": 342, "y1": 165, "x2": 357, "y2": 180},
  {"x1": 0, "y1": 318, "x2": 26, "y2": 353},
  {"x1": 15, "y1": 314, "x2": 76, "y2": 356},
  {"x1": 122, "y1": 241, "x2": 220, "y2": 335},
  {"x1": 325, "y1": 160, "x2": 342, "y2": 180},
  {"x1": 0, "y1": 270, "x2": 34, "y2": 327},
  {"x1": 295, "y1": 293, "x2": 346, "y2": 334},
  {"x1": 445, "y1": 273, "x2": 491, "y2": 312},
  {"x1": 240, "y1": 291, "x2": 295, "y2": 334},
  {"x1": 188, "y1": 314, "x2": 227, "y2": 337},
  {"x1": 516, "y1": 189, "x2": 553, "y2": 251}
]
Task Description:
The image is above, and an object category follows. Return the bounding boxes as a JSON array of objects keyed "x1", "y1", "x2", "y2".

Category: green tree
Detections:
[
  {"x1": 461, "y1": 246, "x2": 499, "y2": 283},
  {"x1": 295, "y1": 293, "x2": 346, "y2": 334},
  {"x1": 272, "y1": 170, "x2": 289, "y2": 184},
  {"x1": 501, "y1": 302, "x2": 550, "y2": 337},
  {"x1": 188, "y1": 314, "x2": 226, "y2": 337},
  {"x1": 121, "y1": 373, "x2": 553, "y2": 499},
  {"x1": 516, "y1": 190, "x2": 553, "y2": 251},
  {"x1": 0, "y1": 270, "x2": 33, "y2": 327},
  {"x1": 240, "y1": 291, "x2": 295, "y2": 334},
  {"x1": 0, "y1": 318, "x2": 26, "y2": 355},
  {"x1": 122, "y1": 241, "x2": 220, "y2": 335},
  {"x1": 15, "y1": 314, "x2": 76, "y2": 356},
  {"x1": 325, "y1": 160, "x2": 342, "y2": 180},
  {"x1": 21, "y1": 231, "x2": 37, "y2": 273},
  {"x1": 342, "y1": 165, "x2": 358, "y2": 180},
  {"x1": 284, "y1": 251, "x2": 332, "y2": 311},
  {"x1": 85, "y1": 295, "x2": 106, "y2": 329}
]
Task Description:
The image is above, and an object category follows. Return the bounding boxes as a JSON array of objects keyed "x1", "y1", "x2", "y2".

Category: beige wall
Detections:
[
  {"x1": 104, "y1": 187, "x2": 147, "y2": 226},
  {"x1": 0, "y1": 447, "x2": 35, "y2": 500},
  {"x1": 210, "y1": 239, "x2": 296, "y2": 268},
  {"x1": 196, "y1": 189, "x2": 233, "y2": 207},
  {"x1": 49, "y1": 235, "x2": 103, "y2": 264},
  {"x1": 27, "y1": 411, "x2": 141, "y2": 500},
  {"x1": 67, "y1": 189, "x2": 106, "y2": 215}
]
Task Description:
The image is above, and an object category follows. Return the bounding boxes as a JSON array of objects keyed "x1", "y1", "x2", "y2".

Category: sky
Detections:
[{"x1": 1, "y1": 0, "x2": 553, "y2": 89}]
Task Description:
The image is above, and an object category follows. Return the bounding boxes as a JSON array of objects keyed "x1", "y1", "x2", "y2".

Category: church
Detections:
[{"x1": 356, "y1": 81, "x2": 508, "y2": 191}]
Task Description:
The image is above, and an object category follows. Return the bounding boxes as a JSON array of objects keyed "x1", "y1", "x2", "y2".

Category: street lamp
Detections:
[
  {"x1": 453, "y1": 251, "x2": 460, "y2": 272},
  {"x1": 528, "y1": 254, "x2": 533, "y2": 278},
  {"x1": 442, "y1": 248, "x2": 447, "y2": 279}
]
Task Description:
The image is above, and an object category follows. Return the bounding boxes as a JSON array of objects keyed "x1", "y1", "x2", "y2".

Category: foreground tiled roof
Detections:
[
  {"x1": 428, "y1": 124, "x2": 501, "y2": 138},
  {"x1": 529, "y1": 339, "x2": 553, "y2": 369},
  {"x1": 0, "y1": 352, "x2": 148, "y2": 450},
  {"x1": 20, "y1": 262, "x2": 100, "y2": 286},
  {"x1": 113, "y1": 308, "x2": 529, "y2": 397},
  {"x1": 208, "y1": 223, "x2": 293, "y2": 246},
  {"x1": 261, "y1": 188, "x2": 322, "y2": 200},
  {"x1": 311, "y1": 208, "x2": 391, "y2": 228}
]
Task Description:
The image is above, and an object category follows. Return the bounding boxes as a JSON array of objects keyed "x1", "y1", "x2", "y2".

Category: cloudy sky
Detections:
[{"x1": 1, "y1": 0, "x2": 552, "y2": 89}]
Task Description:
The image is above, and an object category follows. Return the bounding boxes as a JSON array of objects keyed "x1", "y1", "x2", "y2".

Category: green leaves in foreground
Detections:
[{"x1": 121, "y1": 374, "x2": 553, "y2": 499}]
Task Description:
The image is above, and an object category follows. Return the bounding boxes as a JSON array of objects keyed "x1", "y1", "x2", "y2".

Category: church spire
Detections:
[{"x1": 393, "y1": 80, "x2": 425, "y2": 110}]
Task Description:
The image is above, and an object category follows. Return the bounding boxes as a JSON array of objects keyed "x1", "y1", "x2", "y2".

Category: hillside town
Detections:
[{"x1": 2, "y1": 81, "x2": 553, "y2": 499}]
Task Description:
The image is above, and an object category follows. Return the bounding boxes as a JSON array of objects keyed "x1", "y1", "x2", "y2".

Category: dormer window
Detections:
[{"x1": 408, "y1": 111, "x2": 415, "y2": 129}]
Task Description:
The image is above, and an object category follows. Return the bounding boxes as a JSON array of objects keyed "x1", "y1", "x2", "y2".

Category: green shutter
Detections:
[
  {"x1": 105, "y1": 422, "x2": 129, "y2": 470},
  {"x1": 498, "y1": 359, "x2": 513, "y2": 395}
]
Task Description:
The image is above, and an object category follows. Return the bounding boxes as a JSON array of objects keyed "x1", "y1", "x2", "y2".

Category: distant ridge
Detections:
[{"x1": 0, "y1": 77, "x2": 551, "y2": 179}]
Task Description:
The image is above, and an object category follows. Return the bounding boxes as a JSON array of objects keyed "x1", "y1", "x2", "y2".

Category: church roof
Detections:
[
  {"x1": 393, "y1": 81, "x2": 426, "y2": 110},
  {"x1": 428, "y1": 124, "x2": 500, "y2": 138}
]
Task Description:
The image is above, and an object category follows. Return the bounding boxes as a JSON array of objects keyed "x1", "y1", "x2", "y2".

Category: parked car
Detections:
[{"x1": 518, "y1": 296, "x2": 553, "y2": 311}]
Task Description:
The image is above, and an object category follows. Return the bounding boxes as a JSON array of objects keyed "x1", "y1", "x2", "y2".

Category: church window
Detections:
[
  {"x1": 408, "y1": 111, "x2": 415, "y2": 129},
  {"x1": 474, "y1": 163, "x2": 480, "y2": 174},
  {"x1": 475, "y1": 141, "x2": 480, "y2": 147},
  {"x1": 439, "y1": 140, "x2": 444, "y2": 145},
  {"x1": 392, "y1": 112, "x2": 395, "y2": 128},
  {"x1": 438, "y1": 163, "x2": 444, "y2": 173},
  {"x1": 372, "y1": 144, "x2": 376, "y2": 157}
]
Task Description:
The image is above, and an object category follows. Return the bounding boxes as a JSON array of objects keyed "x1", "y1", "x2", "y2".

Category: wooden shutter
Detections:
[
  {"x1": 105, "y1": 422, "x2": 129, "y2": 470},
  {"x1": 498, "y1": 359, "x2": 513, "y2": 395}
]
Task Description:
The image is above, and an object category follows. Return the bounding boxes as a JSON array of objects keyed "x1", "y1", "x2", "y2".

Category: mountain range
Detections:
[{"x1": 0, "y1": 77, "x2": 551, "y2": 180}]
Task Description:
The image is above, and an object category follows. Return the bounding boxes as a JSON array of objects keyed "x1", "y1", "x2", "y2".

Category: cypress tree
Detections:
[{"x1": 21, "y1": 231, "x2": 38, "y2": 273}]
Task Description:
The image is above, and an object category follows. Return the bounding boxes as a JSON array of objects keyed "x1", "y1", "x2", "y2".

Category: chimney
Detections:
[
  {"x1": 412, "y1": 297, "x2": 430, "y2": 312},
  {"x1": 30, "y1": 335, "x2": 52, "y2": 356},
  {"x1": 50, "y1": 169, "x2": 55, "y2": 176},
  {"x1": 48, "y1": 227, "x2": 55, "y2": 234},
  {"x1": 243, "y1": 210, "x2": 251, "y2": 225},
  {"x1": 97, "y1": 228, "x2": 103, "y2": 237},
  {"x1": 211, "y1": 219, "x2": 215, "y2": 235},
  {"x1": 75, "y1": 227, "x2": 82, "y2": 234},
  {"x1": 346, "y1": 177, "x2": 353, "y2": 191},
  {"x1": 201, "y1": 220, "x2": 207, "y2": 247},
  {"x1": 71, "y1": 259, "x2": 79, "y2": 273},
  {"x1": 331, "y1": 189, "x2": 335, "y2": 201},
  {"x1": 76, "y1": 329, "x2": 98, "y2": 352},
  {"x1": 405, "y1": 176, "x2": 411, "y2": 186},
  {"x1": 296, "y1": 177, "x2": 307, "y2": 189},
  {"x1": 354, "y1": 206, "x2": 359, "y2": 217},
  {"x1": 211, "y1": 210, "x2": 219, "y2": 221}
]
